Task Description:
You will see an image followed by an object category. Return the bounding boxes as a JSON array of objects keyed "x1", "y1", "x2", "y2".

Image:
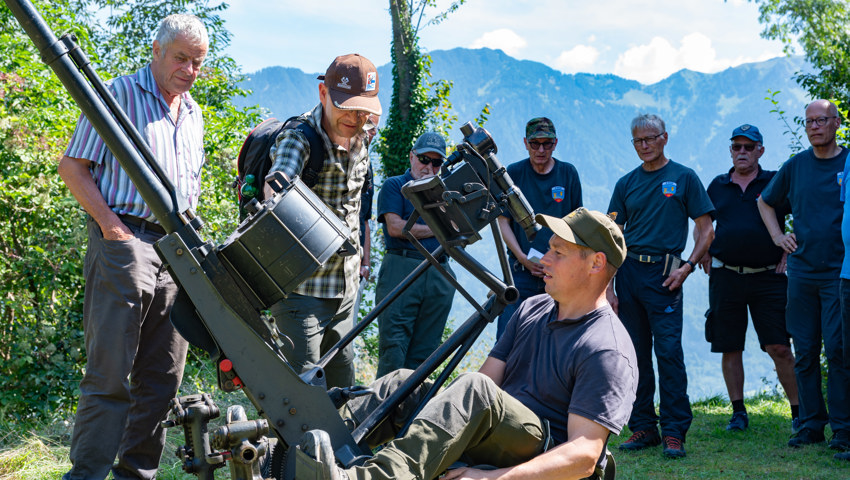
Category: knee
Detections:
[
  {"x1": 446, "y1": 372, "x2": 500, "y2": 403},
  {"x1": 765, "y1": 344, "x2": 794, "y2": 362}
]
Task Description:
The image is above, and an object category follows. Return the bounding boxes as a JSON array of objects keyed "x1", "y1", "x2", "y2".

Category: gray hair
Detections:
[
  {"x1": 155, "y1": 14, "x2": 208, "y2": 55},
  {"x1": 630, "y1": 113, "x2": 666, "y2": 134}
]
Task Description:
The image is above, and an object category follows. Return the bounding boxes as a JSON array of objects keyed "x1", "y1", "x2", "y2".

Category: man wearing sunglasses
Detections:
[
  {"x1": 696, "y1": 124, "x2": 799, "y2": 435},
  {"x1": 374, "y1": 132, "x2": 456, "y2": 378},
  {"x1": 266, "y1": 54, "x2": 381, "y2": 389},
  {"x1": 496, "y1": 117, "x2": 582, "y2": 339},
  {"x1": 758, "y1": 99, "x2": 850, "y2": 455}
]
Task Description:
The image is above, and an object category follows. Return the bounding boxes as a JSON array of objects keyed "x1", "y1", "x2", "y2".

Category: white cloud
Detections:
[
  {"x1": 469, "y1": 28, "x2": 528, "y2": 57},
  {"x1": 554, "y1": 45, "x2": 600, "y2": 74},
  {"x1": 614, "y1": 33, "x2": 734, "y2": 84}
]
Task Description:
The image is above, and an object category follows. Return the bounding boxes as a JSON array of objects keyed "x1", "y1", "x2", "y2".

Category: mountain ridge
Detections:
[{"x1": 235, "y1": 48, "x2": 811, "y2": 399}]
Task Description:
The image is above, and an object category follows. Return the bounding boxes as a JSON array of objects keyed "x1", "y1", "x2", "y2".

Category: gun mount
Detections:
[{"x1": 4, "y1": 1, "x2": 538, "y2": 478}]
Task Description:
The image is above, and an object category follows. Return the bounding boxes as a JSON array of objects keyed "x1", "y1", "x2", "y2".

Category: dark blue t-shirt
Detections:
[
  {"x1": 607, "y1": 160, "x2": 715, "y2": 256},
  {"x1": 707, "y1": 166, "x2": 789, "y2": 267},
  {"x1": 377, "y1": 169, "x2": 441, "y2": 253},
  {"x1": 502, "y1": 158, "x2": 582, "y2": 259},
  {"x1": 761, "y1": 147, "x2": 847, "y2": 279},
  {"x1": 490, "y1": 295, "x2": 637, "y2": 445}
]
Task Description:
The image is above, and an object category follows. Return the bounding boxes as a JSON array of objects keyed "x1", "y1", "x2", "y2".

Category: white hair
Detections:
[{"x1": 155, "y1": 14, "x2": 208, "y2": 57}]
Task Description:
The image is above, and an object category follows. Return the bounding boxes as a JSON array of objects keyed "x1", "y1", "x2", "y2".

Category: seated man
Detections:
[{"x1": 297, "y1": 207, "x2": 638, "y2": 480}]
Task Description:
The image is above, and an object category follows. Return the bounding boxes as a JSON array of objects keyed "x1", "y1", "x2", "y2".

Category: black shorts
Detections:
[{"x1": 705, "y1": 267, "x2": 790, "y2": 353}]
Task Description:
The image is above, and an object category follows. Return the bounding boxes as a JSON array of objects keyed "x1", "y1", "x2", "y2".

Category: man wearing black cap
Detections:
[
  {"x1": 496, "y1": 117, "x2": 582, "y2": 339},
  {"x1": 609, "y1": 113, "x2": 715, "y2": 458},
  {"x1": 758, "y1": 99, "x2": 850, "y2": 454},
  {"x1": 266, "y1": 53, "x2": 381, "y2": 389},
  {"x1": 696, "y1": 124, "x2": 799, "y2": 433},
  {"x1": 374, "y1": 132, "x2": 456, "y2": 378},
  {"x1": 295, "y1": 207, "x2": 637, "y2": 480}
]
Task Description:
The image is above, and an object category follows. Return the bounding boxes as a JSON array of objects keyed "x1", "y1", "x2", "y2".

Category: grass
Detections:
[
  {"x1": 4, "y1": 380, "x2": 850, "y2": 480},
  {"x1": 608, "y1": 393, "x2": 850, "y2": 480}
]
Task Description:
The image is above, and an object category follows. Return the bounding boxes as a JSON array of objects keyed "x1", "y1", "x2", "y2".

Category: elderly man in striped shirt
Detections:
[{"x1": 57, "y1": 14, "x2": 208, "y2": 480}]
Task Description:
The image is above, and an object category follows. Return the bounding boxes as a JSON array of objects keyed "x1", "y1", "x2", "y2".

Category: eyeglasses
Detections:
[
  {"x1": 528, "y1": 140, "x2": 555, "y2": 151},
  {"x1": 417, "y1": 155, "x2": 443, "y2": 167},
  {"x1": 631, "y1": 133, "x2": 665, "y2": 145},
  {"x1": 805, "y1": 116, "x2": 837, "y2": 127},
  {"x1": 731, "y1": 143, "x2": 758, "y2": 152}
]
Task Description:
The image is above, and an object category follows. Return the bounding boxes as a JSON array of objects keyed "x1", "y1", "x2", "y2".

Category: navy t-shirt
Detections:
[
  {"x1": 502, "y1": 159, "x2": 582, "y2": 258},
  {"x1": 607, "y1": 160, "x2": 715, "y2": 256},
  {"x1": 359, "y1": 161, "x2": 374, "y2": 248},
  {"x1": 761, "y1": 147, "x2": 847, "y2": 279},
  {"x1": 707, "y1": 166, "x2": 789, "y2": 267},
  {"x1": 490, "y1": 295, "x2": 637, "y2": 445},
  {"x1": 377, "y1": 169, "x2": 441, "y2": 253}
]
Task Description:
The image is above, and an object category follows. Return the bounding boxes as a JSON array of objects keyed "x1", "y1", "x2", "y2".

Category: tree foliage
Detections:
[
  {"x1": 377, "y1": 0, "x2": 469, "y2": 178},
  {"x1": 753, "y1": 0, "x2": 850, "y2": 109},
  {"x1": 0, "y1": 0, "x2": 258, "y2": 421}
]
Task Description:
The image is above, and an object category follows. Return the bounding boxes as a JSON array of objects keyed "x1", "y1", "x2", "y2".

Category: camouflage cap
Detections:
[{"x1": 526, "y1": 117, "x2": 557, "y2": 140}]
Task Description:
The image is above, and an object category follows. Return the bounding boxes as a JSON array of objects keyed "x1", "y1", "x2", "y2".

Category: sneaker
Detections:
[
  {"x1": 295, "y1": 429, "x2": 348, "y2": 480},
  {"x1": 726, "y1": 411, "x2": 749, "y2": 432},
  {"x1": 829, "y1": 429, "x2": 850, "y2": 451},
  {"x1": 619, "y1": 429, "x2": 661, "y2": 451},
  {"x1": 791, "y1": 417, "x2": 801, "y2": 435},
  {"x1": 788, "y1": 427, "x2": 826, "y2": 448},
  {"x1": 835, "y1": 451, "x2": 850, "y2": 461},
  {"x1": 662, "y1": 436, "x2": 687, "y2": 458}
]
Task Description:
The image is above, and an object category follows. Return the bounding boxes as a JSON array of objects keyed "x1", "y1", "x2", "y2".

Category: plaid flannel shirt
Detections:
[{"x1": 269, "y1": 103, "x2": 368, "y2": 299}]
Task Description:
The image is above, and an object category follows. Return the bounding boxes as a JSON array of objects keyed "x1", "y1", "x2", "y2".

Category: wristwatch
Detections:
[{"x1": 684, "y1": 259, "x2": 696, "y2": 270}]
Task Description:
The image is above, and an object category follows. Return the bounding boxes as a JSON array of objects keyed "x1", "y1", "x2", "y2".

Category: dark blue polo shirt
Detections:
[
  {"x1": 377, "y1": 169, "x2": 441, "y2": 253},
  {"x1": 608, "y1": 160, "x2": 715, "y2": 257},
  {"x1": 502, "y1": 158, "x2": 582, "y2": 259},
  {"x1": 761, "y1": 147, "x2": 847, "y2": 279},
  {"x1": 707, "y1": 166, "x2": 789, "y2": 267}
]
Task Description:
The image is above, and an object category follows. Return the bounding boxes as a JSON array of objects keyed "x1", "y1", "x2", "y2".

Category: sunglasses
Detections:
[
  {"x1": 528, "y1": 140, "x2": 556, "y2": 150},
  {"x1": 417, "y1": 155, "x2": 444, "y2": 167},
  {"x1": 731, "y1": 144, "x2": 758, "y2": 152}
]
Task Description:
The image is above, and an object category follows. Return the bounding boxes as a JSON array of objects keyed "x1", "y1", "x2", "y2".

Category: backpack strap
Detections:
[{"x1": 284, "y1": 116, "x2": 325, "y2": 188}]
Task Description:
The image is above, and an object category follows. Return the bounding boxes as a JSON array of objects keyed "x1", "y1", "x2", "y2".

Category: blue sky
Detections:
[{"x1": 220, "y1": 0, "x2": 789, "y2": 84}]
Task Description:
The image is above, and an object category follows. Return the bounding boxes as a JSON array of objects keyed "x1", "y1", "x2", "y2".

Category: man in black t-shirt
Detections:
[
  {"x1": 497, "y1": 117, "x2": 582, "y2": 339},
  {"x1": 758, "y1": 99, "x2": 850, "y2": 452},
  {"x1": 697, "y1": 124, "x2": 799, "y2": 434},
  {"x1": 608, "y1": 113, "x2": 715, "y2": 458},
  {"x1": 374, "y1": 132, "x2": 456, "y2": 378},
  {"x1": 295, "y1": 208, "x2": 637, "y2": 480}
]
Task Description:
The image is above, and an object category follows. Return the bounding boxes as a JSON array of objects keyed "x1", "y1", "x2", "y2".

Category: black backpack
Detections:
[{"x1": 234, "y1": 116, "x2": 325, "y2": 220}]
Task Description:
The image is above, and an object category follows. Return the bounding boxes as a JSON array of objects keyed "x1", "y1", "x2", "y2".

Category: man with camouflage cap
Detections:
[
  {"x1": 296, "y1": 207, "x2": 637, "y2": 480},
  {"x1": 374, "y1": 131, "x2": 456, "y2": 377},
  {"x1": 266, "y1": 53, "x2": 381, "y2": 389},
  {"x1": 497, "y1": 117, "x2": 582, "y2": 339}
]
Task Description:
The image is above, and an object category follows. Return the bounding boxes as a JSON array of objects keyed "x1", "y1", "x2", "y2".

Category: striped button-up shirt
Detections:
[
  {"x1": 270, "y1": 103, "x2": 369, "y2": 299},
  {"x1": 65, "y1": 65, "x2": 205, "y2": 221}
]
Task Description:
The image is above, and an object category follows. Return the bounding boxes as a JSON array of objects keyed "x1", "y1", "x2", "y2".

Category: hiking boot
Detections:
[
  {"x1": 295, "y1": 429, "x2": 349, "y2": 480},
  {"x1": 791, "y1": 417, "x2": 801, "y2": 435},
  {"x1": 829, "y1": 429, "x2": 850, "y2": 451},
  {"x1": 726, "y1": 411, "x2": 749, "y2": 432},
  {"x1": 619, "y1": 429, "x2": 661, "y2": 451},
  {"x1": 788, "y1": 427, "x2": 825, "y2": 447},
  {"x1": 662, "y1": 436, "x2": 686, "y2": 458}
]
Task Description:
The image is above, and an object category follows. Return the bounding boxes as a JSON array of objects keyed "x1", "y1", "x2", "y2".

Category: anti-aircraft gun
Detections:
[{"x1": 4, "y1": 1, "x2": 541, "y2": 478}]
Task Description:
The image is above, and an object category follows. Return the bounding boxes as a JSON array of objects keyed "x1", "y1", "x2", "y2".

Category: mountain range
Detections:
[{"x1": 235, "y1": 48, "x2": 812, "y2": 400}]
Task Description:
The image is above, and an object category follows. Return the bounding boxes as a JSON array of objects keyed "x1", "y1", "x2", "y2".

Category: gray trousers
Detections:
[
  {"x1": 374, "y1": 253, "x2": 455, "y2": 378},
  {"x1": 64, "y1": 218, "x2": 188, "y2": 480},
  {"x1": 345, "y1": 371, "x2": 546, "y2": 480},
  {"x1": 269, "y1": 292, "x2": 355, "y2": 389}
]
